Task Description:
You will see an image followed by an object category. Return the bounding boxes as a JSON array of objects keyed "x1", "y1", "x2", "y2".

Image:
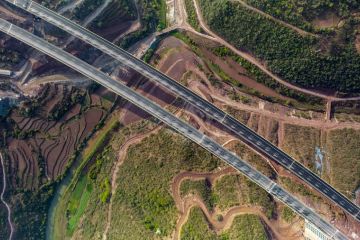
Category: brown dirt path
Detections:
[
  {"x1": 171, "y1": 168, "x2": 300, "y2": 240},
  {"x1": 102, "y1": 123, "x2": 164, "y2": 240},
  {"x1": 102, "y1": 103, "x2": 185, "y2": 240},
  {"x1": 187, "y1": 79, "x2": 360, "y2": 131},
  {"x1": 190, "y1": 0, "x2": 360, "y2": 102},
  {"x1": 0, "y1": 152, "x2": 14, "y2": 240},
  {"x1": 234, "y1": 0, "x2": 317, "y2": 38}
]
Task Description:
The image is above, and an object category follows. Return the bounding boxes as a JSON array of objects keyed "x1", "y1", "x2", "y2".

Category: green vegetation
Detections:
[
  {"x1": 179, "y1": 172, "x2": 275, "y2": 220},
  {"x1": 74, "y1": 0, "x2": 104, "y2": 21},
  {"x1": 142, "y1": 48, "x2": 155, "y2": 63},
  {"x1": 184, "y1": 0, "x2": 202, "y2": 32},
  {"x1": 326, "y1": 128, "x2": 360, "y2": 198},
  {"x1": 180, "y1": 207, "x2": 268, "y2": 240},
  {"x1": 333, "y1": 100, "x2": 360, "y2": 115},
  {"x1": 0, "y1": 48, "x2": 22, "y2": 69},
  {"x1": 0, "y1": 206, "x2": 9, "y2": 239},
  {"x1": 158, "y1": 0, "x2": 167, "y2": 30},
  {"x1": 64, "y1": 144, "x2": 118, "y2": 239},
  {"x1": 6, "y1": 86, "x2": 114, "y2": 239},
  {"x1": 10, "y1": 184, "x2": 55, "y2": 239},
  {"x1": 231, "y1": 141, "x2": 276, "y2": 178},
  {"x1": 55, "y1": 118, "x2": 143, "y2": 239},
  {"x1": 213, "y1": 175, "x2": 240, "y2": 210},
  {"x1": 100, "y1": 178, "x2": 111, "y2": 203},
  {"x1": 280, "y1": 176, "x2": 321, "y2": 202},
  {"x1": 107, "y1": 129, "x2": 221, "y2": 239},
  {"x1": 281, "y1": 206, "x2": 297, "y2": 223},
  {"x1": 171, "y1": 31, "x2": 324, "y2": 111},
  {"x1": 180, "y1": 207, "x2": 216, "y2": 240},
  {"x1": 211, "y1": 46, "x2": 325, "y2": 110},
  {"x1": 48, "y1": 88, "x2": 86, "y2": 120},
  {"x1": 222, "y1": 214, "x2": 268, "y2": 240},
  {"x1": 92, "y1": 0, "x2": 137, "y2": 29},
  {"x1": 282, "y1": 124, "x2": 320, "y2": 171},
  {"x1": 51, "y1": 116, "x2": 122, "y2": 239},
  {"x1": 66, "y1": 118, "x2": 121, "y2": 195},
  {"x1": 65, "y1": 146, "x2": 112, "y2": 235},
  {"x1": 66, "y1": 176, "x2": 92, "y2": 234},
  {"x1": 244, "y1": 0, "x2": 360, "y2": 31},
  {"x1": 119, "y1": 0, "x2": 167, "y2": 49},
  {"x1": 180, "y1": 179, "x2": 215, "y2": 210},
  {"x1": 171, "y1": 31, "x2": 200, "y2": 52},
  {"x1": 198, "y1": 0, "x2": 360, "y2": 95},
  {"x1": 245, "y1": 179, "x2": 275, "y2": 219}
]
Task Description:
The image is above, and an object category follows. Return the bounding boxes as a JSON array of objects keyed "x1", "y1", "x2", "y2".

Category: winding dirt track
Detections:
[
  {"x1": 234, "y1": 0, "x2": 317, "y2": 38},
  {"x1": 171, "y1": 168, "x2": 296, "y2": 240},
  {"x1": 102, "y1": 124, "x2": 163, "y2": 240},
  {"x1": 190, "y1": 0, "x2": 360, "y2": 102},
  {"x1": 188, "y1": 78, "x2": 360, "y2": 130},
  {"x1": 0, "y1": 152, "x2": 14, "y2": 240}
]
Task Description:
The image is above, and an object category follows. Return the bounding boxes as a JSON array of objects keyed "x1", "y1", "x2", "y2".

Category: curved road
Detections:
[
  {"x1": 171, "y1": 168, "x2": 294, "y2": 240},
  {"x1": 191, "y1": 0, "x2": 360, "y2": 102},
  {"x1": 0, "y1": 153, "x2": 14, "y2": 240}
]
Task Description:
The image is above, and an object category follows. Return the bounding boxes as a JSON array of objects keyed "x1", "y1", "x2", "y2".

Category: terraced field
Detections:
[{"x1": 6, "y1": 84, "x2": 112, "y2": 189}]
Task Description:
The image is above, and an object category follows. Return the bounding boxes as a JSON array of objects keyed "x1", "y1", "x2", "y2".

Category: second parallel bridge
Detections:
[
  {"x1": 0, "y1": 17, "x2": 348, "y2": 240},
  {"x1": 6, "y1": 0, "x2": 360, "y2": 222}
]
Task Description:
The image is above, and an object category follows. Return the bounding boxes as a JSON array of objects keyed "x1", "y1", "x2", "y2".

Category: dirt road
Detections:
[
  {"x1": 171, "y1": 168, "x2": 299, "y2": 240},
  {"x1": 190, "y1": 0, "x2": 360, "y2": 102},
  {"x1": 0, "y1": 152, "x2": 14, "y2": 240},
  {"x1": 234, "y1": 0, "x2": 317, "y2": 38},
  {"x1": 102, "y1": 124, "x2": 163, "y2": 240}
]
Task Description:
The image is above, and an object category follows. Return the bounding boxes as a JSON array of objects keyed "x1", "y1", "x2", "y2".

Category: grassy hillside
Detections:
[
  {"x1": 180, "y1": 207, "x2": 268, "y2": 240},
  {"x1": 118, "y1": 0, "x2": 167, "y2": 48},
  {"x1": 198, "y1": 0, "x2": 360, "y2": 95},
  {"x1": 106, "y1": 128, "x2": 221, "y2": 239},
  {"x1": 244, "y1": 0, "x2": 360, "y2": 31}
]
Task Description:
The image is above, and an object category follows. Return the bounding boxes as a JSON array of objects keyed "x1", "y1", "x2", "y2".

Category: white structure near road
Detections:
[
  {"x1": 0, "y1": 69, "x2": 11, "y2": 76},
  {"x1": 304, "y1": 220, "x2": 330, "y2": 240}
]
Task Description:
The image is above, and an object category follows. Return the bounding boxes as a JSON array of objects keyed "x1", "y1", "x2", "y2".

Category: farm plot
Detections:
[{"x1": 6, "y1": 84, "x2": 111, "y2": 189}]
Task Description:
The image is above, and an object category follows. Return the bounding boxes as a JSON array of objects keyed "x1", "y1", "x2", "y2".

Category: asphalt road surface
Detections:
[
  {"x1": 7, "y1": 0, "x2": 360, "y2": 223},
  {"x1": 0, "y1": 17, "x2": 349, "y2": 240}
]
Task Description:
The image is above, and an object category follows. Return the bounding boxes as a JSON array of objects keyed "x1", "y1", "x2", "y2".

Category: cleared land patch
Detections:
[
  {"x1": 325, "y1": 128, "x2": 360, "y2": 198},
  {"x1": 281, "y1": 124, "x2": 321, "y2": 172}
]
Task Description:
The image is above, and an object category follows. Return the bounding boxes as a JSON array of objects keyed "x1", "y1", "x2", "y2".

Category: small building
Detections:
[
  {"x1": 0, "y1": 69, "x2": 12, "y2": 77},
  {"x1": 304, "y1": 220, "x2": 331, "y2": 240}
]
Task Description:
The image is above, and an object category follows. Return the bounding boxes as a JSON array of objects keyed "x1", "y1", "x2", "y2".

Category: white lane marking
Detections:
[
  {"x1": 220, "y1": 113, "x2": 227, "y2": 123},
  {"x1": 354, "y1": 210, "x2": 360, "y2": 218},
  {"x1": 28, "y1": 0, "x2": 33, "y2": 9},
  {"x1": 329, "y1": 230, "x2": 339, "y2": 239},
  {"x1": 267, "y1": 182, "x2": 276, "y2": 192},
  {"x1": 7, "y1": 24, "x2": 12, "y2": 34},
  {"x1": 288, "y1": 160, "x2": 296, "y2": 169},
  {"x1": 200, "y1": 135, "x2": 207, "y2": 144}
]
